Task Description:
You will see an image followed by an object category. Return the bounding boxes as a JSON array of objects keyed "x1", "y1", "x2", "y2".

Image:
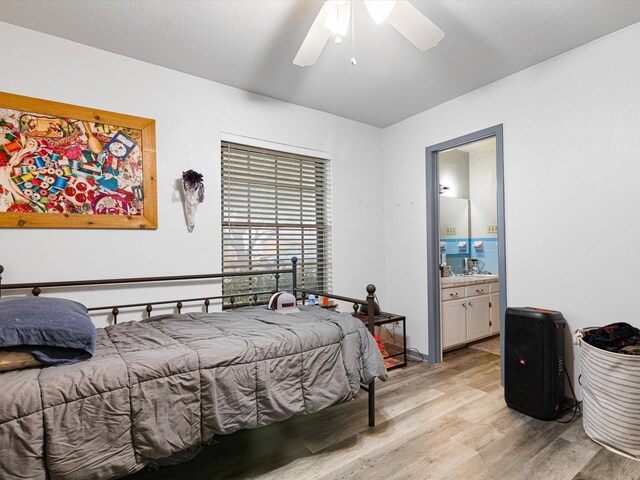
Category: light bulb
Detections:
[
  {"x1": 363, "y1": 0, "x2": 396, "y2": 24},
  {"x1": 324, "y1": 0, "x2": 351, "y2": 37}
]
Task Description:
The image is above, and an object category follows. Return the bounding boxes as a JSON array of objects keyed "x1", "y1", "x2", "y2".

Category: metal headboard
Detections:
[{"x1": 0, "y1": 258, "x2": 299, "y2": 323}]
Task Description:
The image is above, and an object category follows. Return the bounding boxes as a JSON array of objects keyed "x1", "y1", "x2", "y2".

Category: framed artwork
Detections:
[{"x1": 0, "y1": 91, "x2": 157, "y2": 229}]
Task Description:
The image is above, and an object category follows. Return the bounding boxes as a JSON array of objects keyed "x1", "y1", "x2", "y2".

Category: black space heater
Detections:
[{"x1": 504, "y1": 307, "x2": 566, "y2": 420}]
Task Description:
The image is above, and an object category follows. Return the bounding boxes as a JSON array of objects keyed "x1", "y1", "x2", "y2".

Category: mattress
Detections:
[{"x1": 0, "y1": 305, "x2": 387, "y2": 480}]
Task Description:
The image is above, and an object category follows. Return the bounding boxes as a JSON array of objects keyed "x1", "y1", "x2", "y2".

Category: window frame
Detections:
[{"x1": 220, "y1": 140, "x2": 332, "y2": 306}]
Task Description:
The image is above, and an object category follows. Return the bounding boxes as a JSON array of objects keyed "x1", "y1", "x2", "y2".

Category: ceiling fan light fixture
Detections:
[
  {"x1": 363, "y1": 0, "x2": 397, "y2": 24},
  {"x1": 294, "y1": 0, "x2": 443, "y2": 67},
  {"x1": 323, "y1": 1, "x2": 351, "y2": 37}
]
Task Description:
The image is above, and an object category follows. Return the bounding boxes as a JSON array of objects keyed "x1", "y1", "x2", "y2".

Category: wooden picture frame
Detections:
[{"x1": 0, "y1": 92, "x2": 157, "y2": 229}]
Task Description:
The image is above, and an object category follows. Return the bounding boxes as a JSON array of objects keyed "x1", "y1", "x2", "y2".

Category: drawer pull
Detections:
[
  {"x1": 475, "y1": 289, "x2": 484, "y2": 293},
  {"x1": 449, "y1": 292, "x2": 459, "y2": 297}
]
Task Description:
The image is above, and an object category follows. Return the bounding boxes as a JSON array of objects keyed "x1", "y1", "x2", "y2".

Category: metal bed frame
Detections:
[{"x1": 0, "y1": 257, "x2": 379, "y2": 427}]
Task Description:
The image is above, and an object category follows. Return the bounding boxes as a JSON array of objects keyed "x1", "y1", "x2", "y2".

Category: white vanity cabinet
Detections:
[
  {"x1": 441, "y1": 280, "x2": 499, "y2": 349},
  {"x1": 442, "y1": 298, "x2": 467, "y2": 348},
  {"x1": 466, "y1": 294, "x2": 491, "y2": 341},
  {"x1": 490, "y1": 281, "x2": 500, "y2": 334}
]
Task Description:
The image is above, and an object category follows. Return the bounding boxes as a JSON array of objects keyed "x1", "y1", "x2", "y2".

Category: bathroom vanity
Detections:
[{"x1": 440, "y1": 275, "x2": 499, "y2": 349}]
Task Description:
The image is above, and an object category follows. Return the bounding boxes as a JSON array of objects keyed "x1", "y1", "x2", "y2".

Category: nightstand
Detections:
[{"x1": 354, "y1": 312, "x2": 407, "y2": 370}]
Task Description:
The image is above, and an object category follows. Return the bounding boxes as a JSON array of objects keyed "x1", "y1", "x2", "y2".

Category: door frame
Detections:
[{"x1": 425, "y1": 125, "x2": 507, "y2": 376}]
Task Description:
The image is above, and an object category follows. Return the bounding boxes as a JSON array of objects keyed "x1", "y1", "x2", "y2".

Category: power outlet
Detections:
[
  {"x1": 445, "y1": 226, "x2": 456, "y2": 235},
  {"x1": 487, "y1": 224, "x2": 498, "y2": 234}
]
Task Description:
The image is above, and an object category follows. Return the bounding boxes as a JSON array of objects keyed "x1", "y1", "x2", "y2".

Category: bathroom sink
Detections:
[
  {"x1": 441, "y1": 275, "x2": 497, "y2": 285},
  {"x1": 441, "y1": 274, "x2": 498, "y2": 285}
]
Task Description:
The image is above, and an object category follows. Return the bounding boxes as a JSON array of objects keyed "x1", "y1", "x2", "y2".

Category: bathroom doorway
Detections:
[{"x1": 425, "y1": 125, "x2": 506, "y2": 380}]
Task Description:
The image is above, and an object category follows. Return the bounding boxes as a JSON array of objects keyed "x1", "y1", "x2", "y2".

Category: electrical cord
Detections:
[
  {"x1": 554, "y1": 369, "x2": 582, "y2": 423},
  {"x1": 475, "y1": 259, "x2": 486, "y2": 273},
  {"x1": 406, "y1": 347, "x2": 427, "y2": 362}
]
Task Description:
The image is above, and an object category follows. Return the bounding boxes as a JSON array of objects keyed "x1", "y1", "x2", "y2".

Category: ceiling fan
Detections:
[{"x1": 293, "y1": 0, "x2": 444, "y2": 67}]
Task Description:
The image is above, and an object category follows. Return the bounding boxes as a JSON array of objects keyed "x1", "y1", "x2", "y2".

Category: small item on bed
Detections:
[
  {"x1": 0, "y1": 296, "x2": 96, "y2": 366},
  {"x1": 268, "y1": 291, "x2": 300, "y2": 314}
]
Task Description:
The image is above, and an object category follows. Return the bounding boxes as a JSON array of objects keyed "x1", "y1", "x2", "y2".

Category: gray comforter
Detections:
[{"x1": 0, "y1": 306, "x2": 387, "y2": 480}]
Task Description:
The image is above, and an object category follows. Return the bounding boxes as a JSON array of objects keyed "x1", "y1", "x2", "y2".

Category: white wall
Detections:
[
  {"x1": 0, "y1": 22, "x2": 385, "y2": 326},
  {"x1": 383, "y1": 22, "x2": 640, "y2": 382}
]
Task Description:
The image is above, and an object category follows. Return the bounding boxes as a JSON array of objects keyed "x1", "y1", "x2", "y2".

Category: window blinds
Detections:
[{"x1": 221, "y1": 141, "x2": 332, "y2": 303}]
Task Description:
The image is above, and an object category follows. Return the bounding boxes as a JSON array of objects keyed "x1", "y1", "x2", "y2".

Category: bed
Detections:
[{"x1": 0, "y1": 258, "x2": 387, "y2": 480}]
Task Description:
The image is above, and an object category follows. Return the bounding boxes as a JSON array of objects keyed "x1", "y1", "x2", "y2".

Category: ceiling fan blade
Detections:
[
  {"x1": 293, "y1": 2, "x2": 332, "y2": 67},
  {"x1": 386, "y1": 0, "x2": 444, "y2": 51}
]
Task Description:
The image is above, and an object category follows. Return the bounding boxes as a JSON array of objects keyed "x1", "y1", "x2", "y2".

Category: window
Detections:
[{"x1": 221, "y1": 141, "x2": 331, "y2": 305}]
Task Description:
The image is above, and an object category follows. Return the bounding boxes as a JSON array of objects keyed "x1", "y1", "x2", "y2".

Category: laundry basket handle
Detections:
[
  {"x1": 574, "y1": 326, "x2": 601, "y2": 345},
  {"x1": 574, "y1": 329, "x2": 585, "y2": 345}
]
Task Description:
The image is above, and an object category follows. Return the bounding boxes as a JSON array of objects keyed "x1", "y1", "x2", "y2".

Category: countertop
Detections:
[{"x1": 440, "y1": 275, "x2": 499, "y2": 287}]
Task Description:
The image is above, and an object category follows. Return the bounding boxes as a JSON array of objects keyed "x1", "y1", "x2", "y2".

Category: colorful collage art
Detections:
[{"x1": 0, "y1": 107, "x2": 144, "y2": 217}]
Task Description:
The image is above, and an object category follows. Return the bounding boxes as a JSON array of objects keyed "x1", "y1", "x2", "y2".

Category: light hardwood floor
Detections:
[{"x1": 128, "y1": 348, "x2": 640, "y2": 480}]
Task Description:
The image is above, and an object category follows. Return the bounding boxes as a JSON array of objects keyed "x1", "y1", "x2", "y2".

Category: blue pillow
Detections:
[{"x1": 0, "y1": 297, "x2": 96, "y2": 366}]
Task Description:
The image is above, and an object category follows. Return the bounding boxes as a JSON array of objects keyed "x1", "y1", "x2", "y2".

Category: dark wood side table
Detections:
[{"x1": 355, "y1": 312, "x2": 407, "y2": 370}]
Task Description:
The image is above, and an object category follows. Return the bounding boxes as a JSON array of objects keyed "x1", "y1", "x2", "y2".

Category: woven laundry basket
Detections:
[{"x1": 577, "y1": 331, "x2": 640, "y2": 460}]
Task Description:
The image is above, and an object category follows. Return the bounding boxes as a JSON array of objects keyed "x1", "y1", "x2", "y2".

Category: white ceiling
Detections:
[{"x1": 2, "y1": 1, "x2": 640, "y2": 128}]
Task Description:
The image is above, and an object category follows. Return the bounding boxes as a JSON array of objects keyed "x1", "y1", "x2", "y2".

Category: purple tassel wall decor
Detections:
[{"x1": 181, "y1": 170, "x2": 204, "y2": 232}]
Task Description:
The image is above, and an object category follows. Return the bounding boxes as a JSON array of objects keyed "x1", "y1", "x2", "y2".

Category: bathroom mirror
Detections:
[{"x1": 439, "y1": 196, "x2": 470, "y2": 255}]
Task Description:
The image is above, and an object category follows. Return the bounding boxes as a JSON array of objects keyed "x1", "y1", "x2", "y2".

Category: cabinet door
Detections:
[
  {"x1": 467, "y1": 295, "x2": 491, "y2": 341},
  {"x1": 442, "y1": 298, "x2": 467, "y2": 348},
  {"x1": 490, "y1": 293, "x2": 500, "y2": 334}
]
